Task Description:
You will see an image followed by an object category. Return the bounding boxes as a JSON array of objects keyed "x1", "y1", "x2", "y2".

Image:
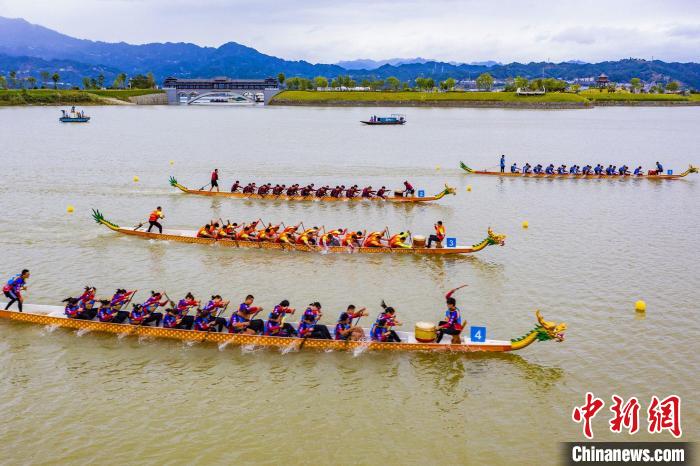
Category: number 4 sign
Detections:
[{"x1": 470, "y1": 326, "x2": 486, "y2": 342}]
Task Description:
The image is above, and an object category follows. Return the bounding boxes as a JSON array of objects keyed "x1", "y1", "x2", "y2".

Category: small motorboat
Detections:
[
  {"x1": 59, "y1": 107, "x2": 90, "y2": 123},
  {"x1": 361, "y1": 114, "x2": 406, "y2": 125}
]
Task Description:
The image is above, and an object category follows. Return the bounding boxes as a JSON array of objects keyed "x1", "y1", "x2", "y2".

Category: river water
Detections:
[{"x1": 0, "y1": 105, "x2": 698, "y2": 465}]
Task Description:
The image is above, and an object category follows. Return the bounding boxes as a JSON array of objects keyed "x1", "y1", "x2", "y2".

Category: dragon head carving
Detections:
[
  {"x1": 434, "y1": 184, "x2": 457, "y2": 199},
  {"x1": 535, "y1": 310, "x2": 566, "y2": 342},
  {"x1": 486, "y1": 227, "x2": 506, "y2": 246}
]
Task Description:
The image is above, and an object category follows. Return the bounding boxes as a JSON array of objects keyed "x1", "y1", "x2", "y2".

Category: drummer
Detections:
[{"x1": 436, "y1": 285, "x2": 467, "y2": 344}]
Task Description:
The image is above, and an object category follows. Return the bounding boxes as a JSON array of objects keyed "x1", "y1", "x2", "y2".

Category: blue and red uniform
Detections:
[
  {"x1": 64, "y1": 303, "x2": 81, "y2": 318},
  {"x1": 228, "y1": 313, "x2": 249, "y2": 333},
  {"x1": 440, "y1": 308, "x2": 462, "y2": 331},
  {"x1": 142, "y1": 295, "x2": 165, "y2": 313},
  {"x1": 162, "y1": 313, "x2": 178, "y2": 328},
  {"x1": 110, "y1": 291, "x2": 134, "y2": 309},
  {"x1": 298, "y1": 320, "x2": 315, "y2": 337},
  {"x1": 3, "y1": 274, "x2": 25, "y2": 299},
  {"x1": 77, "y1": 289, "x2": 96, "y2": 310},
  {"x1": 177, "y1": 298, "x2": 197, "y2": 315},
  {"x1": 334, "y1": 312, "x2": 361, "y2": 340},
  {"x1": 129, "y1": 308, "x2": 145, "y2": 324},
  {"x1": 264, "y1": 316, "x2": 282, "y2": 335},
  {"x1": 98, "y1": 306, "x2": 116, "y2": 322},
  {"x1": 193, "y1": 315, "x2": 211, "y2": 331},
  {"x1": 370, "y1": 313, "x2": 396, "y2": 341}
]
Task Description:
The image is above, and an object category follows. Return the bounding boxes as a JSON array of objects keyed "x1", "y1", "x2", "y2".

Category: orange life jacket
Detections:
[
  {"x1": 435, "y1": 224, "x2": 446, "y2": 240},
  {"x1": 149, "y1": 210, "x2": 161, "y2": 222}
]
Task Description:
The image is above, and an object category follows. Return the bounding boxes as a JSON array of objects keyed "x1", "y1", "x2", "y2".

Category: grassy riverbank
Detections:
[
  {"x1": 271, "y1": 90, "x2": 590, "y2": 107},
  {"x1": 271, "y1": 90, "x2": 700, "y2": 108},
  {"x1": 0, "y1": 89, "x2": 165, "y2": 106}
]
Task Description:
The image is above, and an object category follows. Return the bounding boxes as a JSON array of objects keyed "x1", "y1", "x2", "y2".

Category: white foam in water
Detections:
[
  {"x1": 279, "y1": 341, "x2": 298, "y2": 354},
  {"x1": 240, "y1": 344, "x2": 258, "y2": 353},
  {"x1": 117, "y1": 331, "x2": 131, "y2": 340},
  {"x1": 218, "y1": 339, "x2": 233, "y2": 351},
  {"x1": 353, "y1": 340, "x2": 371, "y2": 357},
  {"x1": 42, "y1": 324, "x2": 60, "y2": 334},
  {"x1": 184, "y1": 340, "x2": 197, "y2": 347},
  {"x1": 75, "y1": 328, "x2": 91, "y2": 337}
]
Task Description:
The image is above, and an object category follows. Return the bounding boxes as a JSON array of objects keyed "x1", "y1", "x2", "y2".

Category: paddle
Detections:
[
  {"x1": 298, "y1": 313, "x2": 321, "y2": 350},
  {"x1": 198, "y1": 182, "x2": 211, "y2": 191},
  {"x1": 133, "y1": 222, "x2": 144, "y2": 231},
  {"x1": 200, "y1": 301, "x2": 229, "y2": 342}
]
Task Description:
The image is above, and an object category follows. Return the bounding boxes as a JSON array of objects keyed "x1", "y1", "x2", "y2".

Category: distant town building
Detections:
[
  {"x1": 163, "y1": 76, "x2": 278, "y2": 90},
  {"x1": 162, "y1": 76, "x2": 280, "y2": 104},
  {"x1": 596, "y1": 73, "x2": 610, "y2": 88}
]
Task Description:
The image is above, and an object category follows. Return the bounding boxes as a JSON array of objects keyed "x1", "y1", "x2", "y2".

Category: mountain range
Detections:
[{"x1": 1, "y1": 16, "x2": 699, "y2": 88}]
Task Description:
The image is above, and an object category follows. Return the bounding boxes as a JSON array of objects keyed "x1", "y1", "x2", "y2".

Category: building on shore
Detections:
[{"x1": 162, "y1": 76, "x2": 280, "y2": 104}]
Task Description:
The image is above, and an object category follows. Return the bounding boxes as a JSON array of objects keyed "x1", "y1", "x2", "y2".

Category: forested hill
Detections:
[{"x1": 1, "y1": 16, "x2": 698, "y2": 88}]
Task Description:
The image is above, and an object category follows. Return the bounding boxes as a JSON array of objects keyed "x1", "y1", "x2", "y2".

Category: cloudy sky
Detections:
[{"x1": 1, "y1": 0, "x2": 699, "y2": 63}]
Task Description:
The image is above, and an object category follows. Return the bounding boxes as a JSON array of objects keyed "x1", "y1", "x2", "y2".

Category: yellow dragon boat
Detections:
[
  {"x1": 93, "y1": 210, "x2": 506, "y2": 256},
  {"x1": 460, "y1": 161, "x2": 698, "y2": 180},
  {"x1": 0, "y1": 305, "x2": 566, "y2": 354},
  {"x1": 169, "y1": 177, "x2": 456, "y2": 203}
]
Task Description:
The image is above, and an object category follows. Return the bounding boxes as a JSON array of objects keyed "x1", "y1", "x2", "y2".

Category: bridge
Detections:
[{"x1": 162, "y1": 76, "x2": 280, "y2": 105}]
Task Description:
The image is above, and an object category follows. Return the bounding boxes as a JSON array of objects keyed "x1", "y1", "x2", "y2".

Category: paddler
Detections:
[
  {"x1": 278, "y1": 224, "x2": 300, "y2": 244},
  {"x1": 436, "y1": 285, "x2": 467, "y2": 344},
  {"x1": 334, "y1": 305, "x2": 368, "y2": 341},
  {"x1": 299, "y1": 184, "x2": 315, "y2": 196},
  {"x1": 363, "y1": 230, "x2": 386, "y2": 248},
  {"x1": 342, "y1": 230, "x2": 364, "y2": 249},
  {"x1": 264, "y1": 300, "x2": 297, "y2": 336},
  {"x1": 345, "y1": 185, "x2": 360, "y2": 198},
  {"x1": 258, "y1": 223, "x2": 280, "y2": 242},
  {"x1": 230, "y1": 180, "x2": 241, "y2": 192},
  {"x1": 201, "y1": 295, "x2": 229, "y2": 332},
  {"x1": 634, "y1": 166, "x2": 643, "y2": 176},
  {"x1": 172, "y1": 292, "x2": 199, "y2": 329},
  {"x1": 376, "y1": 186, "x2": 389, "y2": 199},
  {"x1": 217, "y1": 221, "x2": 239, "y2": 240},
  {"x1": 426, "y1": 221, "x2": 445, "y2": 248},
  {"x1": 316, "y1": 185, "x2": 330, "y2": 197},
  {"x1": 388, "y1": 231, "x2": 411, "y2": 249},
  {"x1": 298, "y1": 302, "x2": 332, "y2": 339},
  {"x1": 228, "y1": 294, "x2": 264, "y2": 334},
  {"x1": 147, "y1": 206, "x2": 164, "y2": 233},
  {"x1": 138, "y1": 291, "x2": 168, "y2": 326},
  {"x1": 236, "y1": 221, "x2": 259, "y2": 241},
  {"x1": 656, "y1": 161, "x2": 664, "y2": 174},
  {"x1": 296, "y1": 226, "x2": 319, "y2": 247},
  {"x1": 286, "y1": 184, "x2": 300, "y2": 196},
  {"x1": 361, "y1": 186, "x2": 376, "y2": 198},
  {"x1": 63, "y1": 297, "x2": 82, "y2": 319},
  {"x1": 3, "y1": 269, "x2": 30, "y2": 312},
  {"x1": 319, "y1": 228, "x2": 344, "y2": 247},
  {"x1": 97, "y1": 299, "x2": 120, "y2": 323},
  {"x1": 128, "y1": 303, "x2": 147, "y2": 325},
  {"x1": 209, "y1": 168, "x2": 219, "y2": 192},
  {"x1": 523, "y1": 163, "x2": 532, "y2": 174},
  {"x1": 402, "y1": 180, "x2": 415, "y2": 197},
  {"x1": 76, "y1": 286, "x2": 98, "y2": 319},
  {"x1": 370, "y1": 302, "x2": 402, "y2": 342},
  {"x1": 196, "y1": 223, "x2": 215, "y2": 238}
]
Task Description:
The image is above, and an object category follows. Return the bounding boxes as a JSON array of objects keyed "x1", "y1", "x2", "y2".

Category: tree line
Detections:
[{"x1": 0, "y1": 70, "x2": 158, "y2": 90}]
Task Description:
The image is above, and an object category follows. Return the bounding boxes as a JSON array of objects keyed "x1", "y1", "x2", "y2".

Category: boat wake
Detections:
[
  {"x1": 279, "y1": 341, "x2": 299, "y2": 354},
  {"x1": 241, "y1": 344, "x2": 259, "y2": 354},
  {"x1": 218, "y1": 339, "x2": 234, "y2": 351},
  {"x1": 42, "y1": 324, "x2": 60, "y2": 334},
  {"x1": 117, "y1": 331, "x2": 131, "y2": 340},
  {"x1": 75, "y1": 327, "x2": 92, "y2": 337},
  {"x1": 353, "y1": 340, "x2": 371, "y2": 357}
]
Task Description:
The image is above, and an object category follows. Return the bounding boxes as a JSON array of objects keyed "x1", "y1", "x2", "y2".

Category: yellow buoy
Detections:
[
  {"x1": 635, "y1": 300, "x2": 646, "y2": 312},
  {"x1": 66, "y1": 205, "x2": 74, "y2": 213},
  {"x1": 522, "y1": 221, "x2": 529, "y2": 229},
  {"x1": 435, "y1": 165, "x2": 441, "y2": 171},
  {"x1": 133, "y1": 176, "x2": 139, "y2": 182},
  {"x1": 466, "y1": 185, "x2": 472, "y2": 192},
  {"x1": 169, "y1": 160, "x2": 174, "y2": 165}
]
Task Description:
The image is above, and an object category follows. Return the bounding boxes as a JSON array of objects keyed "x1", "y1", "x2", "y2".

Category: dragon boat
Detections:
[
  {"x1": 169, "y1": 177, "x2": 456, "y2": 203},
  {"x1": 92, "y1": 210, "x2": 506, "y2": 256},
  {"x1": 460, "y1": 161, "x2": 698, "y2": 180},
  {"x1": 0, "y1": 305, "x2": 566, "y2": 354}
]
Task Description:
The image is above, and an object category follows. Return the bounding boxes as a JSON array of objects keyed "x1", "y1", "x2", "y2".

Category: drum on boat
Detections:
[
  {"x1": 415, "y1": 321, "x2": 437, "y2": 342},
  {"x1": 412, "y1": 235, "x2": 426, "y2": 248}
]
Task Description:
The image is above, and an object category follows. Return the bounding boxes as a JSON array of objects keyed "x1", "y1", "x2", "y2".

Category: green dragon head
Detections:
[
  {"x1": 460, "y1": 161, "x2": 474, "y2": 173},
  {"x1": 535, "y1": 310, "x2": 566, "y2": 342},
  {"x1": 92, "y1": 209, "x2": 120, "y2": 231},
  {"x1": 685, "y1": 165, "x2": 698, "y2": 175},
  {"x1": 169, "y1": 176, "x2": 178, "y2": 186},
  {"x1": 434, "y1": 184, "x2": 457, "y2": 199},
  {"x1": 486, "y1": 227, "x2": 506, "y2": 246}
]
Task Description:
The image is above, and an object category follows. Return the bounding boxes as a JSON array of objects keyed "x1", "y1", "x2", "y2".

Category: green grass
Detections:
[
  {"x1": 271, "y1": 90, "x2": 589, "y2": 104},
  {"x1": 0, "y1": 89, "x2": 106, "y2": 106},
  {"x1": 86, "y1": 89, "x2": 164, "y2": 102},
  {"x1": 580, "y1": 90, "x2": 688, "y2": 101},
  {"x1": 0, "y1": 88, "x2": 165, "y2": 105}
]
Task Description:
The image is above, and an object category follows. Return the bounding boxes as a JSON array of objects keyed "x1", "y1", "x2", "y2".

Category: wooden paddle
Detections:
[
  {"x1": 198, "y1": 182, "x2": 211, "y2": 191},
  {"x1": 298, "y1": 313, "x2": 320, "y2": 350}
]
